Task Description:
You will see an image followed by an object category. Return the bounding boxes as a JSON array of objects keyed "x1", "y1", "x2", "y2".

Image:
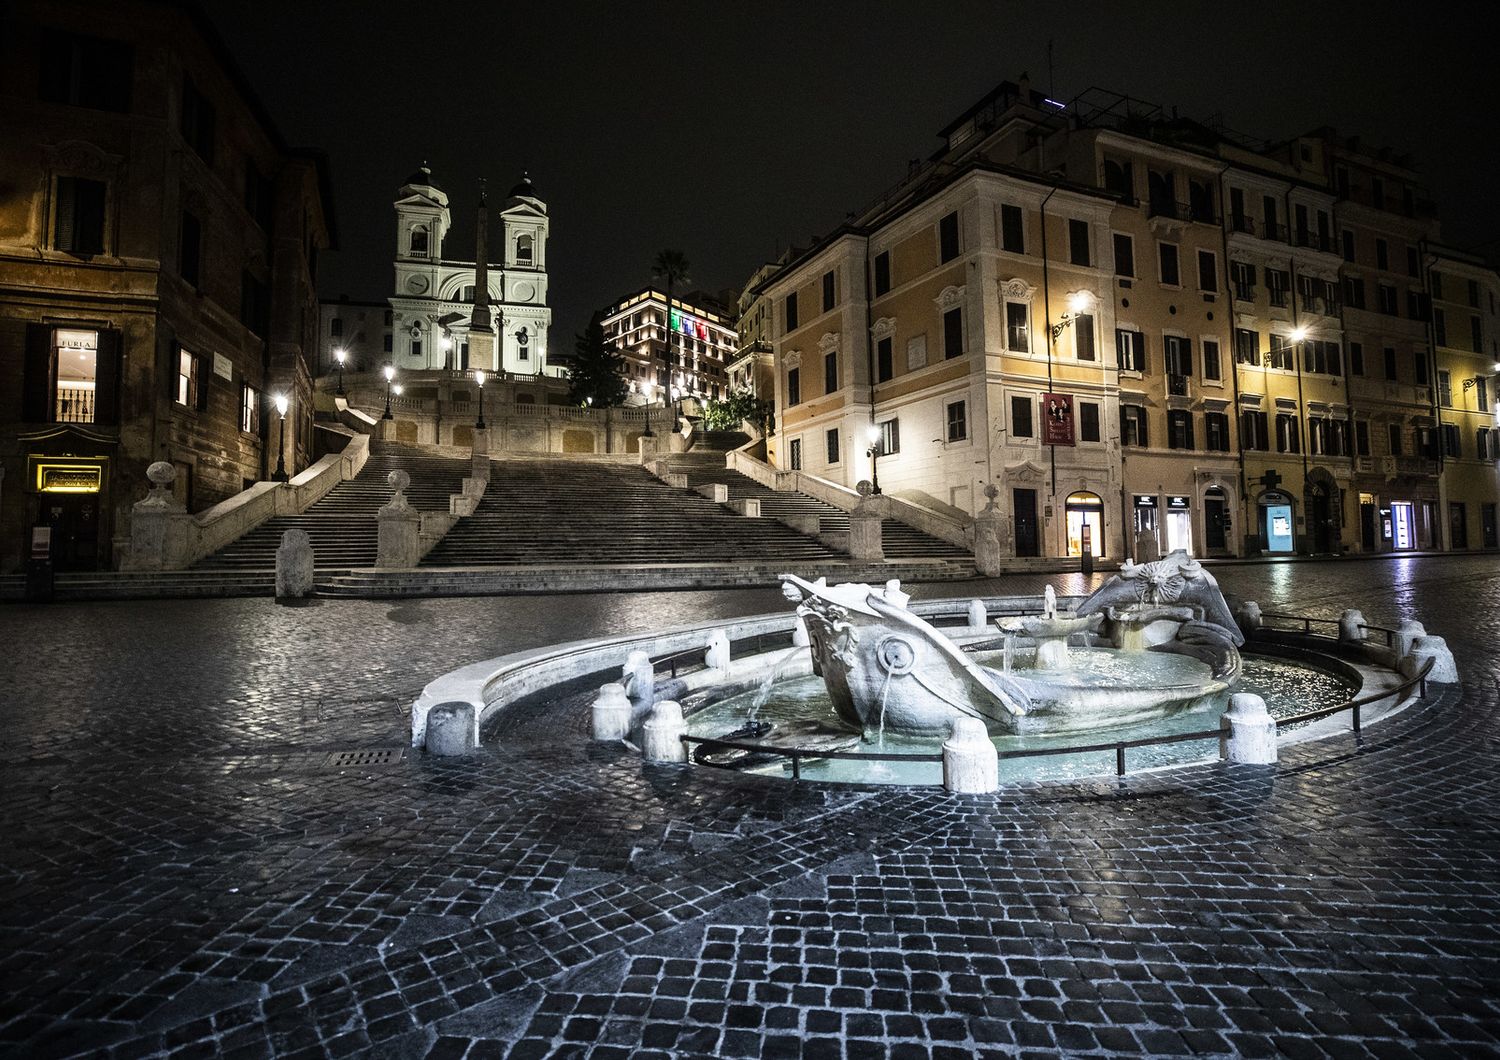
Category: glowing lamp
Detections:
[
  {"x1": 392, "y1": 384, "x2": 404, "y2": 396},
  {"x1": 383, "y1": 364, "x2": 395, "y2": 382},
  {"x1": 474, "y1": 370, "x2": 487, "y2": 387},
  {"x1": 273, "y1": 393, "x2": 289, "y2": 417},
  {"x1": 334, "y1": 348, "x2": 347, "y2": 366},
  {"x1": 866, "y1": 424, "x2": 882, "y2": 445},
  {"x1": 1290, "y1": 326, "x2": 1309, "y2": 343}
]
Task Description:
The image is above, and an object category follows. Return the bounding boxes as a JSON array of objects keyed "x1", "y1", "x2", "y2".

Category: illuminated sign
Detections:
[
  {"x1": 1166, "y1": 495, "x2": 1191, "y2": 510},
  {"x1": 36, "y1": 463, "x2": 102, "y2": 493},
  {"x1": 669, "y1": 310, "x2": 721, "y2": 342},
  {"x1": 55, "y1": 328, "x2": 97, "y2": 353}
]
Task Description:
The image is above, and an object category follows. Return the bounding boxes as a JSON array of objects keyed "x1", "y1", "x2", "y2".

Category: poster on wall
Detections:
[{"x1": 1042, "y1": 393, "x2": 1074, "y2": 446}]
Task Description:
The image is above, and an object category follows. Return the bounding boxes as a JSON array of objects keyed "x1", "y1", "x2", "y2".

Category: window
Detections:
[
  {"x1": 822, "y1": 270, "x2": 836, "y2": 312},
  {"x1": 411, "y1": 338, "x2": 423, "y2": 360},
  {"x1": 1158, "y1": 242, "x2": 1180, "y2": 286},
  {"x1": 179, "y1": 210, "x2": 201, "y2": 287},
  {"x1": 1266, "y1": 268, "x2": 1290, "y2": 307},
  {"x1": 785, "y1": 292, "x2": 798, "y2": 331},
  {"x1": 1477, "y1": 427, "x2": 1491, "y2": 460},
  {"x1": 1304, "y1": 339, "x2": 1341, "y2": 376},
  {"x1": 1342, "y1": 230, "x2": 1356, "y2": 263},
  {"x1": 1388, "y1": 423, "x2": 1403, "y2": 456},
  {"x1": 1006, "y1": 302, "x2": 1029, "y2": 352},
  {"x1": 825, "y1": 428, "x2": 840, "y2": 465},
  {"x1": 823, "y1": 350, "x2": 838, "y2": 395},
  {"x1": 1080, "y1": 401, "x2": 1101, "y2": 442},
  {"x1": 1112, "y1": 233, "x2": 1133, "y2": 277},
  {"x1": 1438, "y1": 370, "x2": 1452, "y2": 407},
  {"x1": 180, "y1": 75, "x2": 216, "y2": 165},
  {"x1": 1433, "y1": 308, "x2": 1446, "y2": 346},
  {"x1": 175, "y1": 348, "x2": 201, "y2": 408},
  {"x1": 1197, "y1": 249, "x2": 1217, "y2": 292},
  {"x1": 383, "y1": 334, "x2": 393, "y2": 353},
  {"x1": 1415, "y1": 349, "x2": 1429, "y2": 385},
  {"x1": 873, "y1": 252, "x2": 890, "y2": 296},
  {"x1": 1469, "y1": 279, "x2": 1481, "y2": 308},
  {"x1": 1472, "y1": 315, "x2": 1483, "y2": 353},
  {"x1": 786, "y1": 367, "x2": 800, "y2": 405},
  {"x1": 1164, "y1": 335, "x2": 1193, "y2": 380},
  {"x1": 240, "y1": 384, "x2": 259, "y2": 434},
  {"x1": 1442, "y1": 423, "x2": 1461, "y2": 457},
  {"x1": 39, "y1": 31, "x2": 134, "y2": 112},
  {"x1": 1378, "y1": 283, "x2": 1398, "y2": 316},
  {"x1": 876, "y1": 337, "x2": 893, "y2": 382},
  {"x1": 943, "y1": 307, "x2": 963, "y2": 358},
  {"x1": 946, "y1": 400, "x2": 967, "y2": 443},
  {"x1": 1148, "y1": 170, "x2": 1176, "y2": 217},
  {"x1": 1205, "y1": 412, "x2": 1230, "y2": 452},
  {"x1": 788, "y1": 438, "x2": 802, "y2": 470},
  {"x1": 52, "y1": 176, "x2": 107, "y2": 255},
  {"x1": 1074, "y1": 314, "x2": 1095, "y2": 361},
  {"x1": 1408, "y1": 246, "x2": 1420, "y2": 277},
  {"x1": 938, "y1": 211, "x2": 959, "y2": 262},
  {"x1": 877, "y1": 418, "x2": 900, "y2": 455},
  {"x1": 1349, "y1": 341, "x2": 1364, "y2": 376},
  {"x1": 1234, "y1": 328, "x2": 1258, "y2": 365},
  {"x1": 1011, "y1": 395, "x2": 1033, "y2": 438},
  {"x1": 1476, "y1": 377, "x2": 1489, "y2": 412},
  {"x1": 1262, "y1": 195, "x2": 1280, "y2": 240},
  {"x1": 1189, "y1": 178, "x2": 1215, "y2": 222},
  {"x1": 1344, "y1": 275, "x2": 1366, "y2": 310},
  {"x1": 245, "y1": 163, "x2": 274, "y2": 231},
  {"x1": 1356, "y1": 420, "x2": 1370, "y2": 456},
  {"x1": 1068, "y1": 219, "x2": 1090, "y2": 266},
  {"x1": 1202, "y1": 339, "x2": 1221, "y2": 381},
  {"x1": 48, "y1": 328, "x2": 100, "y2": 423},
  {"x1": 1104, "y1": 159, "x2": 1133, "y2": 199},
  {"x1": 1167, "y1": 410, "x2": 1195, "y2": 450},
  {"x1": 1384, "y1": 346, "x2": 1398, "y2": 381},
  {"x1": 1431, "y1": 271, "x2": 1444, "y2": 300},
  {"x1": 1375, "y1": 238, "x2": 1389, "y2": 270},
  {"x1": 1230, "y1": 261, "x2": 1256, "y2": 301},
  {"x1": 330, "y1": 317, "x2": 343, "y2": 337},
  {"x1": 1122, "y1": 405, "x2": 1148, "y2": 447},
  {"x1": 1275, "y1": 412, "x2": 1300, "y2": 453},
  {"x1": 240, "y1": 270, "x2": 270, "y2": 336},
  {"x1": 1241, "y1": 410, "x2": 1269, "y2": 451},
  {"x1": 1116, "y1": 328, "x2": 1146, "y2": 372},
  {"x1": 409, "y1": 225, "x2": 429, "y2": 257},
  {"x1": 1001, "y1": 204, "x2": 1025, "y2": 253},
  {"x1": 1267, "y1": 334, "x2": 1293, "y2": 371}
]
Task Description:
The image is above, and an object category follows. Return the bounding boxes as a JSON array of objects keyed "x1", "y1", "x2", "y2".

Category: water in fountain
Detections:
[
  {"x1": 1002, "y1": 632, "x2": 1015, "y2": 674},
  {"x1": 749, "y1": 645, "x2": 805, "y2": 719}
]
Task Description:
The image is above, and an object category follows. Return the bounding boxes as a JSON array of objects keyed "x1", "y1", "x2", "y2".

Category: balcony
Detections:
[
  {"x1": 1147, "y1": 199, "x2": 1218, "y2": 226},
  {"x1": 1293, "y1": 230, "x2": 1338, "y2": 254},
  {"x1": 55, "y1": 385, "x2": 96, "y2": 424},
  {"x1": 1230, "y1": 214, "x2": 1254, "y2": 236}
]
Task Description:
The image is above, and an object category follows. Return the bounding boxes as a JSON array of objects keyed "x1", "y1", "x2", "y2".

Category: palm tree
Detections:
[{"x1": 652, "y1": 249, "x2": 690, "y2": 426}]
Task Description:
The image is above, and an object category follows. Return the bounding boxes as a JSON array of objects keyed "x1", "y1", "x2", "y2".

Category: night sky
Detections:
[{"x1": 199, "y1": 0, "x2": 1496, "y2": 344}]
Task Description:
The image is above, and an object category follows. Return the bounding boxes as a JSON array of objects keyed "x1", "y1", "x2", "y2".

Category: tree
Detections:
[
  {"x1": 566, "y1": 311, "x2": 629, "y2": 408},
  {"x1": 651, "y1": 249, "x2": 690, "y2": 422},
  {"x1": 702, "y1": 389, "x2": 773, "y2": 434}
]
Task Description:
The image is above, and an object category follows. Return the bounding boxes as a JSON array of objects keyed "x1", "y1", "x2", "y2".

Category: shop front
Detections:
[
  {"x1": 1065, "y1": 491, "x2": 1104, "y2": 558},
  {"x1": 1257, "y1": 489, "x2": 1296, "y2": 554},
  {"x1": 17, "y1": 427, "x2": 117, "y2": 572}
]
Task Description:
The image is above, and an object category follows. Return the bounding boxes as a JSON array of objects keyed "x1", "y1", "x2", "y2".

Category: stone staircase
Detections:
[
  {"x1": 193, "y1": 443, "x2": 470, "y2": 571},
  {"x1": 673, "y1": 458, "x2": 974, "y2": 563},
  {"x1": 421, "y1": 458, "x2": 844, "y2": 568}
]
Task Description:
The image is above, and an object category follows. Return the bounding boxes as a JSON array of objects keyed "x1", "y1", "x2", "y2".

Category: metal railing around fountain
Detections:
[
  {"x1": 675, "y1": 615, "x2": 1438, "y2": 786},
  {"x1": 1255, "y1": 612, "x2": 1402, "y2": 650}
]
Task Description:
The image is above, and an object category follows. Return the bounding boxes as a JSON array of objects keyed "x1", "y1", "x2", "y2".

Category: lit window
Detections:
[
  {"x1": 54, "y1": 328, "x2": 98, "y2": 423},
  {"x1": 176, "y1": 348, "x2": 199, "y2": 408}
]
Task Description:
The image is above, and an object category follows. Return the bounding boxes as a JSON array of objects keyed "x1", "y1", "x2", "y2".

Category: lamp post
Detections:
[
  {"x1": 382, "y1": 364, "x2": 395, "y2": 420},
  {"x1": 440, "y1": 333, "x2": 453, "y2": 371},
  {"x1": 272, "y1": 393, "x2": 289, "y2": 482},
  {"x1": 334, "y1": 348, "x2": 347, "y2": 396},
  {"x1": 473, "y1": 369, "x2": 487, "y2": 429},
  {"x1": 865, "y1": 423, "x2": 883, "y2": 495},
  {"x1": 1048, "y1": 291, "x2": 1092, "y2": 342},
  {"x1": 641, "y1": 382, "x2": 655, "y2": 437}
]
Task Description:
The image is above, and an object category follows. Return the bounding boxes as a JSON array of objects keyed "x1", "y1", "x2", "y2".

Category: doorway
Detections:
[
  {"x1": 1391, "y1": 501, "x2": 1415, "y2": 550},
  {"x1": 41, "y1": 494, "x2": 100, "y2": 571},
  {"x1": 1164, "y1": 496, "x2": 1193, "y2": 555},
  {"x1": 1360, "y1": 494, "x2": 1376, "y2": 551},
  {"x1": 1065, "y1": 491, "x2": 1104, "y2": 558},
  {"x1": 1203, "y1": 487, "x2": 1228, "y2": 555},
  {"x1": 1259, "y1": 491, "x2": 1295, "y2": 553},
  {"x1": 1307, "y1": 485, "x2": 1333, "y2": 554},
  {"x1": 1013, "y1": 488, "x2": 1039, "y2": 557}
]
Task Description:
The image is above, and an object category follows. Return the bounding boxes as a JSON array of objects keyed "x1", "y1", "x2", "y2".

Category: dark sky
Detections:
[{"x1": 200, "y1": 0, "x2": 1497, "y2": 343}]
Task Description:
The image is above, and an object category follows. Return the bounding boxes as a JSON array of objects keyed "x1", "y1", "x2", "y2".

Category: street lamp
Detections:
[
  {"x1": 1049, "y1": 291, "x2": 1093, "y2": 341},
  {"x1": 382, "y1": 364, "x2": 395, "y2": 420},
  {"x1": 641, "y1": 381, "x2": 655, "y2": 438},
  {"x1": 473, "y1": 369, "x2": 487, "y2": 429},
  {"x1": 272, "y1": 392, "x2": 289, "y2": 482},
  {"x1": 334, "y1": 347, "x2": 347, "y2": 396},
  {"x1": 865, "y1": 423, "x2": 883, "y2": 495},
  {"x1": 440, "y1": 333, "x2": 453, "y2": 371}
]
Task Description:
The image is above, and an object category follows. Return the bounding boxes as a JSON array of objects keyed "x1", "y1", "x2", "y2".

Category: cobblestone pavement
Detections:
[{"x1": 1, "y1": 556, "x2": 1498, "y2": 1059}]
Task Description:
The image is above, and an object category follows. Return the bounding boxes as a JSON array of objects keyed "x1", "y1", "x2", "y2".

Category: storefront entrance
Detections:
[
  {"x1": 1013, "y1": 488, "x2": 1039, "y2": 557},
  {"x1": 1065, "y1": 491, "x2": 1104, "y2": 558},
  {"x1": 1306, "y1": 483, "x2": 1334, "y2": 554},
  {"x1": 1259, "y1": 490, "x2": 1295, "y2": 553},
  {"x1": 1360, "y1": 493, "x2": 1377, "y2": 551},
  {"x1": 1391, "y1": 501, "x2": 1415, "y2": 550},
  {"x1": 40, "y1": 493, "x2": 100, "y2": 571},
  {"x1": 1164, "y1": 496, "x2": 1193, "y2": 555},
  {"x1": 1203, "y1": 487, "x2": 1229, "y2": 555}
]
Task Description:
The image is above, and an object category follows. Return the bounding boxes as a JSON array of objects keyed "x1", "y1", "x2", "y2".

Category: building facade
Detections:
[
  {"x1": 317, "y1": 297, "x2": 392, "y2": 376},
  {"x1": 600, "y1": 287, "x2": 736, "y2": 408},
  {"x1": 758, "y1": 79, "x2": 1499, "y2": 561},
  {"x1": 0, "y1": 0, "x2": 332, "y2": 572}
]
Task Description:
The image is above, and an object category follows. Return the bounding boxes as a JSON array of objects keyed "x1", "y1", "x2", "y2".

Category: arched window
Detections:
[
  {"x1": 409, "y1": 225, "x2": 429, "y2": 257},
  {"x1": 515, "y1": 233, "x2": 533, "y2": 264},
  {"x1": 460, "y1": 285, "x2": 475, "y2": 302},
  {"x1": 1065, "y1": 491, "x2": 1105, "y2": 558}
]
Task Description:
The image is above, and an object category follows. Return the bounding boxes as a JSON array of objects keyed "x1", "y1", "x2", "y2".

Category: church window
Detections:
[
  {"x1": 516, "y1": 234, "x2": 533, "y2": 264},
  {"x1": 409, "y1": 225, "x2": 428, "y2": 257}
]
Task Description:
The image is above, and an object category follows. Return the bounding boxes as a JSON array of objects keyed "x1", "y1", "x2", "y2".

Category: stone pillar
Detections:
[
  {"x1": 377, "y1": 469, "x2": 422, "y2": 568},
  {"x1": 275, "y1": 528, "x2": 314, "y2": 599},
  {"x1": 638, "y1": 434, "x2": 660, "y2": 465},
  {"x1": 1234, "y1": 600, "x2": 1263, "y2": 635},
  {"x1": 1338, "y1": 609, "x2": 1367, "y2": 644},
  {"x1": 124, "y1": 461, "x2": 193, "y2": 571},
  {"x1": 591, "y1": 683, "x2": 633, "y2": 740},
  {"x1": 622, "y1": 650, "x2": 654, "y2": 712},
  {"x1": 705, "y1": 630, "x2": 731, "y2": 672},
  {"x1": 942, "y1": 717, "x2": 999, "y2": 793},
  {"x1": 1396, "y1": 619, "x2": 1426, "y2": 658},
  {"x1": 849, "y1": 510, "x2": 883, "y2": 563},
  {"x1": 792, "y1": 616, "x2": 810, "y2": 648},
  {"x1": 470, "y1": 427, "x2": 491, "y2": 482},
  {"x1": 1405, "y1": 635, "x2": 1458, "y2": 684},
  {"x1": 642, "y1": 700, "x2": 687, "y2": 763},
  {"x1": 1222, "y1": 693, "x2": 1277, "y2": 764},
  {"x1": 426, "y1": 702, "x2": 476, "y2": 756},
  {"x1": 967, "y1": 599, "x2": 988, "y2": 630},
  {"x1": 973, "y1": 498, "x2": 1007, "y2": 577}
]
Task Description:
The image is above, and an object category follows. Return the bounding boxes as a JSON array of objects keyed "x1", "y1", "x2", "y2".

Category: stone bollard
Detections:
[
  {"x1": 1234, "y1": 600, "x2": 1263, "y2": 634},
  {"x1": 849, "y1": 508, "x2": 884, "y2": 562},
  {"x1": 591, "y1": 683, "x2": 633, "y2": 740},
  {"x1": 377, "y1": 470, "x2": 422, "y2": 567},
  {"x1": 706, "y1": 630, "x2": 731, "y2": 672},
  {"x1": 1406, "y1": 635, "x2": 1459, "y2": 684},
  {"x1": 1338, "y1": 609, "x2": 1367, "y2": 644},
  {"x1": 642, "y1": 701, "x2": 687, "y2": 763},
  {"x1": 426, "y1": 702, "x2": 476, "y2": 756},
  {"x1": 1222, "y1": 693, "x2": 1277, "y2": 765},
  {"x1": 1396, "y1": 619, "x2": 1426, "y2": 659},
  {"x1": 275, "y1": 528, "x2": 314, "y2": 600},
  {"x1": 792, "y1": 617, "x2": 810, "y2": 648},
  {"x1": 942, "y1": 718, "x2": 999, "y2": 794},
  {"x1": 967, "y1": 599, "x2": 988, "y2": 630},
  {"x1": 972, "y1": 488, "x2": 1006, "y2": 578},
  {"x1": 622, "y1": 650, "x2": 654, "y2": 711}
]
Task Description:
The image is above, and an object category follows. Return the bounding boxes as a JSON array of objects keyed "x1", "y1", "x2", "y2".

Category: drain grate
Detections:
[{"x1": 324, "y1": 747, "x2": 405, "y2": 769}]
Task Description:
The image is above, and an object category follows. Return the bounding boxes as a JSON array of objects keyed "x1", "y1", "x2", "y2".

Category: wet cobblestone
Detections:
[{"x1": 1, "y1": 557, "x2": 1498, "y2": 1058}]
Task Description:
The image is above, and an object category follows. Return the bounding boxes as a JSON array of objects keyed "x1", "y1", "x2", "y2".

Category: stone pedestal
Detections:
[
  {"x1": 124, "y1": 462, "x2": 192, "y2": 571},
  {"x1": 426, "y1": 702, "x2": 476, "y2": 756},
  {"x1": 622, "y1": 650, "x2": 654, "y2": 713},
  {"x1": 706, "y1": 630, "x2": 731, "y2": 672},
  {"x1": 849, "y1": 508, "x2": 884, "y2": 563},
  {"x1": 1338, "y1": 609, "x2": 1367, "y2": 644},
  {"x1": 275, "y1": 528, "x2": 314, "y2": 599},
  {"x1": 642, "y1": 700, "x2": 687, "y2": 763},
  {"x1": 377, "y1": 469, "x2": 421, "y2": 568},
  {"x1": 1234, "y1": 600, "x2": 1263, "y2": 634},
  {"x1": 638, "y1": 434, "x2": 660, "y2": 465},
  {"x1": 942, "y1": 718, "x2": 999, "y2": 793},
  {"x1": 591, "y1": 683, "x2": 633, "y2": 740},
  {"x1": 973, "y1": 506, "x2": 1006, "y2": 577},
  {"x1": 1222, "y1": 693, "x2": 1277, "y2": 764},
  {"x1": 470, "y1": 427, "x2": 491, "y2": 482},
  {"x1": 1405, "y1": 635, "x2": 1458, "y2": 684},
  {"x1": 1397, "y1": 619, "x2": 1426, "y2": 658}
]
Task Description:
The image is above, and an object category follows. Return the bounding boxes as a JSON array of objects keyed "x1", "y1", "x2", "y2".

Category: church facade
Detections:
[{"x1": 387, "y1": 166, "x2": 562, "y2": 380}]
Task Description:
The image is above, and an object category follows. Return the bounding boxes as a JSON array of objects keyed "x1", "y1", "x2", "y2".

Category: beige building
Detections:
[
  {"x1": 0, "y1": 0, "x2": 332, "y2": 572},
  {"x1": 600, "y1": 287, "x2": 736, "y2": 408}
]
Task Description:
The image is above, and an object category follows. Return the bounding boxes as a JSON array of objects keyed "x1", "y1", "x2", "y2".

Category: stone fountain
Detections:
[{"x1": 998, "y1": 585, "x2": 1103, "y2": 669}]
